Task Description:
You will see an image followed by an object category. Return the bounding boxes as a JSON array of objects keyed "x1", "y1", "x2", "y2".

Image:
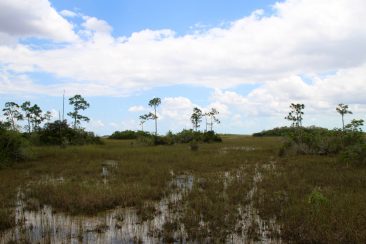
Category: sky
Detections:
[{"x1": 1, "y1": 0, "x2": 366, "y2": 135}]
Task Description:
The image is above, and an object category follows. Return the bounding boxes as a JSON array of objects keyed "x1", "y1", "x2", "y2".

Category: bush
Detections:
[
  {"x1": 340, "y1": 143, "x2": 366, "y2": 165},
  {"x1": 135, "y1": 129, "x2": 222, "y2": 146},
  {"x1": 37, "y1": 120, "x2": 103, "y2": 146},
  {"x1": 0, "y1": 128, "x2": 27, "y2": 166},
  {"x1": 174, "y1": 129, "x2": 222, "y2": 143},
  {"x1": 276, "y1": 125, "x2": 366, "y2": 156},
  {"x1": 254, "y1": 126, "x2": 330, "y2": 137},
  {"x1": 253, "y1": 126, "x2": 298, "y2": 137},
  {"x1": 109, "y1": 130, "x2": 150, "y2": 140}
]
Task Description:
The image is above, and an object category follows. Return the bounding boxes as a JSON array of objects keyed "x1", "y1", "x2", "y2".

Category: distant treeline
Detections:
[
  {"x1": 253, "y1": 126, "x2": 330, "y2": 137},
  {"x1": 109, "y1": 129, "x2": 222, "y2": 145},
  {"x1": 109, "y1": 130, "x2": 150, "y2": 140}
]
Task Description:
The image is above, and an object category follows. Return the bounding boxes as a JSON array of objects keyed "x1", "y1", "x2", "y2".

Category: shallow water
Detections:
[
  {"x1": 230, "y1": 164, "x2": 282, "y2": 243},
  {"x1": 0, "y1": 174, "x2": 193, "y2": 243},
  {"x1": 0, "y1": 162, "x2": 281, "y2": 243}
]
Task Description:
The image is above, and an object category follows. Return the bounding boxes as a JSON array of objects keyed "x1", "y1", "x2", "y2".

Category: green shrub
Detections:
[
  {"x1": 308, "y1": 188, "x2": 329, "y2": 207},
  {"x1": 109, "y1": 130, "x2": 150, "y2": 139},
  {"x1": 174, "y1": 129, "x2": 222, "y2": 143},
  {"x1": 340, "y1": 143, "x2": 366, "y2": 165},
  {"x1": 135, "y1": 130, "x2": 222, "y2": 146},
  {"x1": 278, "y1": 126, "x2": 365, "y2": 156},
  {"x1": 0, "y1": 128, "x2": 27, "y2": 166},
  {"x1": 37, "y1": 120, "x2": 103, "y2": 146}
]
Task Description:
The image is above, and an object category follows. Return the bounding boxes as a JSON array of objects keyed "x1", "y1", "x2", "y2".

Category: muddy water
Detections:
[
  {"x1": 0, "y1": 175, "x2": 194, "y2": 244},
  {"x1": 0, "y1": 162, "x2": 281, "y2": 243},
  {"x1": 230, "y1": 163, "x2": 282, "y2": 243}
]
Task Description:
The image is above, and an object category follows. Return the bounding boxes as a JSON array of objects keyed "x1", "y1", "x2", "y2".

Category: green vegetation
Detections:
[
  {"x1": 254, "y1": 152, "x2": 366, "y2": 243},
  {"x1": 253, "y1": 126, "x2": 329, "y2": 137},
  {"x1": 256, "y1": 104, "x2": 366, "y2": 163},
  {"x1": 0, "y1": 125, "x2": 27, "y2": 166},
  {"x1": 0, "y1": 136, "x2": 365, "y2": 242},
  {"x1": 0, "y1": 95, "x2": 100, "y2": 167},
  {"x1": 109, "y1": 130, "x2": 150, "y2": 140},
  {"x1": 1, "y1": 98, "x2": 366, "y2": 242},
  {"x1": 38, "y1": 120, "x2": 102, "y2": 146},
  {"x1": 110, "y1": 129, "x2": 222, "y2": 145},
  {"x1": 67, "y1": 94, "x2": 90, "y2": 129}
]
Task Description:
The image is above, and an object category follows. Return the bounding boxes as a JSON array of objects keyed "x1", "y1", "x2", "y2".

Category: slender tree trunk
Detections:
[
  {"x1": 27, "y1": 117, "x2": 31, "y2": 133},
  {"x1": 210, "y1": 117, "x2": 213, "y2": 131},
  {"x1": 154, "y1": 106, "x2": 157, "y2": 135},
  {"x1": 11, "y1": 118, "x2": 15, "y2": 131},
  {"x1": 205, "y1": 116, "x2": 207, "y2": 132},
  {"x1": 342, "y1": 114, "x2": 344, "y2": 130},
  {"x1": 9, "y1": 111, "x2": 15, "y2": 130}
]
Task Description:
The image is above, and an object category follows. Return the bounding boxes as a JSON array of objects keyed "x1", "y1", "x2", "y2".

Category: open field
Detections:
[{"x1": 0, "y1": 136, "x2": 365, "y2": 243}]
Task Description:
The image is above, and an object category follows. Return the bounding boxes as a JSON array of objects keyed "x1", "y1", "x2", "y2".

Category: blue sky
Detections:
[
  {"x1": 50, "y1": 0, "x2": 276, "y2": 36},
  {"x1": 1, "y1": 0, "x2": 366, "y2": 135}
]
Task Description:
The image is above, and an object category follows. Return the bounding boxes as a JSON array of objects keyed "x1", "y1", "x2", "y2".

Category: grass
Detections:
[
  {"x1": 0, "y1": 136, "x2": 366, "y2": 243},
  {"x1": 254, "y1": 154, "x2": 366, "y2": 243}
]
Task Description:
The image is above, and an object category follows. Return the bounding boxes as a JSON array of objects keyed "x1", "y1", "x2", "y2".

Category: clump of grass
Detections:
[
  {"x1": 307, "y1": 188, "x2": 329, "y2": 207},
  {"x1": 24, "y1": 198, "x2": 41, "y2": 211},
  {"x1": 190, "y1": 140, "x2": 199, "y2": 151},
  {"x1": 0, "y1": 209, "x2": 15, "y2": 231},
  {"x1": 162, "y1": 221, "x2": 179, "y2": 242},
  {"x1": 136, "y1": 202, "x2": 157, "y2": 221}
]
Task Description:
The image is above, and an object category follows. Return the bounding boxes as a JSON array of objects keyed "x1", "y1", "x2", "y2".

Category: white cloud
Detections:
[
  {"x1": 161, "y1": 97, "x2": 195, "y2": 121},
  {"x1": 1, "y1": 0, "x2": 365, "y2": 96},
  {"x1": 49, "y1": 108, "x2": 59, "y2": 121},
  {"x1": 0, "y1": 0, "x2": 366, "y2": 134},
  {"x1": 128, "y1": 105, "x2": 145, "y2": 112},
  {"x1": 60, "y1": 10, "x2": 77, "y2": 18},
  {"x1": 152, "y1": 96, "x2": 195, "y2": 130},
  {"x1": 0, "y1": 0, "x2": 78, "y2": 43},
  {"x1": 86, "y1": 119, "x2": 105, "y2": 131},
  {"x1": 212, "y1": 63, "x2": 366, "y2": 119},
  {"x1": 82, "y1": 16, "x2": 112, "y2": 34}
]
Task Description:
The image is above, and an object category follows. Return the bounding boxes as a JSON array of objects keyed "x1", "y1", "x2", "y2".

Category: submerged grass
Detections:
[{"x1": 0, "y1": 136, "x2": 366, "y2": 242}]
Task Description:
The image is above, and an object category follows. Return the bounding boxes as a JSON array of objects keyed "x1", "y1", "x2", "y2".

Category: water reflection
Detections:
[
  {"x1": 0, "y1": 165, "x2": 281, "y2": 243},
  {"x1": 1, "y1": 175, "x2": 193, "y2": 243}
]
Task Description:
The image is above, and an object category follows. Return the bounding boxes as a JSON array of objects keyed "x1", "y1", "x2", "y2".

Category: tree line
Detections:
[
  {"x1": 138, "y1": 97, "x2": 221, "y2": 135},
  {"x1": 1, "y1": 95, "x2": 90, "y2": 132},
  {"x1": 285, "y1": 102, "x2": 364, "y2": 131}
]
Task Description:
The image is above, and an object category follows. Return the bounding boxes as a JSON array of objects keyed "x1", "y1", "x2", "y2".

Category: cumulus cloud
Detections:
[
  {"x1": 0, "y1": 0, "x2": 366, "y2": 133},
  {"x1": 0, "y1": 0, "x2": 78, "y2": 43},
  {"x1": 161, "y1": 97, "x2": 195, "y2": 120},
  {"x1": 0, "y1": 0, "x2": 365, "y2": 96},
  {"x1": 212, "y1": 63, "x2": 366, "y2": 118},
  {"x1": 60, "y1": 10, "x2": 77, "y2": 18},
  {"x1": 82, "y1": 16, "x2": 112, "y2": 34},
  {"x1": 128, "y1": 105, "x2": 145, "y2": 112}
]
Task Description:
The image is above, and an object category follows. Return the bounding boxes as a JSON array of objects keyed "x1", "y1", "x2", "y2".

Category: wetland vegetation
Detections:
[
  {"x1": 1, "y1": 135, "x2": 366, "y2": 243},
  {"x1": 1, "y1": 99, "x2": 366, "y2": 243}
]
